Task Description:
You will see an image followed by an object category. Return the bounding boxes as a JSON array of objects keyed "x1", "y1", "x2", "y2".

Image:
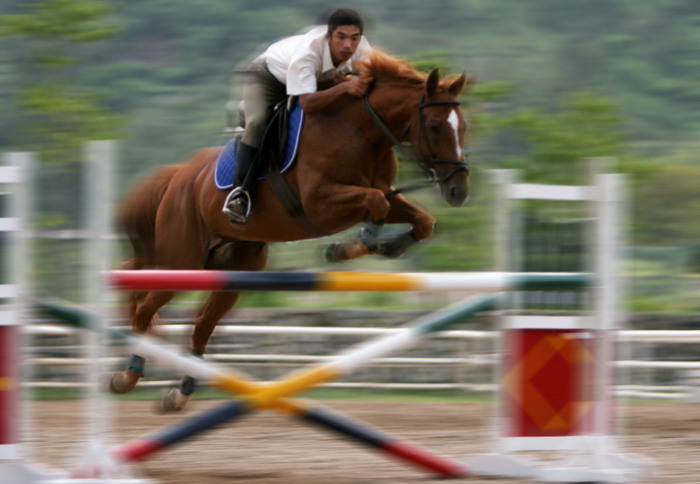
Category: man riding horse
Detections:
[
  {"x1": 111, "y1": 9, "x2": 470, "y2": 410},
  {"x1": 223, "y1": 8, "x2": 373, "y2": 225}
]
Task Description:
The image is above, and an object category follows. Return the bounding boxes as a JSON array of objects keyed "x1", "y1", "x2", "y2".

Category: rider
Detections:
[{"x1": 223, "y1": 8, "x2": 373, "y2": 225}]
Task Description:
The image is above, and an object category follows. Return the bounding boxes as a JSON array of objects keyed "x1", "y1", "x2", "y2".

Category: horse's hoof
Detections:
[
  {"x1": 324, "y1": 243, "x2": 345, "y2": 263},
  {"x1": 108, "y1": 370, "x2": 140, "y2": 395},
  {"x1": 325, "y1": 239, "x2": 371, "y2": 262},
  {"x1": 160, "y1": 388, "x2": 191, "y2": 413},
  {"x1": 367, "y1": 231, "x2": 418, "y2": 259}
]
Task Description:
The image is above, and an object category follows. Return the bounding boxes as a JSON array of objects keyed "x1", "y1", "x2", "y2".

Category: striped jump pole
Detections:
[
  {"x1": 38, "y1": 295, "x2": 502, "y2": 478},
  {"x1": 105, "y1": 398, "x2": 467, "y2": 478},
  {"x1": 107, "y1": 270, "x2": 592, "y2": 293}
]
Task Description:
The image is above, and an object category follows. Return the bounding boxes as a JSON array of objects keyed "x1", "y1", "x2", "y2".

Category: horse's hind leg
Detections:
[
  {"x1": 162, "y1": 291, "x2": 241, "y2": 412},
  {"x1": 110, "y1": 290, "x2": 175, "y2": 394},
  {"x1": 162, "y1": 240, "x2": 268, "y2": 411}
]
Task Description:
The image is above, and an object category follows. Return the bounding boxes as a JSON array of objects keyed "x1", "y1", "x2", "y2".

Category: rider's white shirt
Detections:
[{"x1": 261, "y1": 25, "x2": 372, "y2": 96}]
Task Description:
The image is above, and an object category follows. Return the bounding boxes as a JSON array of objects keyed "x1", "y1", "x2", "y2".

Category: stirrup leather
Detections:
[{"x1": 222, "y1": 187, "x2": 252, "y2": 220}]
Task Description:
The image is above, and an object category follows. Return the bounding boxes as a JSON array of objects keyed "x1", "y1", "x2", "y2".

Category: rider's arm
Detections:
[
  {"x1": 298, "y1": 77, "x2": 368, "y2": 113},
  {"x1": 287, "y1": 47, "x2": 369, "y2": 113}
]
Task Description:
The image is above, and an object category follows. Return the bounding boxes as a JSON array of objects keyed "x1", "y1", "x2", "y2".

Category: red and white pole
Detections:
[{"x1": 0, "y1": 154, "x2": 29, "y2": 478}]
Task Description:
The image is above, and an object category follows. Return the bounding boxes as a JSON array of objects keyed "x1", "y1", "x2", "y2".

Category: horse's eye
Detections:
[{"x1": 427, "y1": 121, "x2": 440, "y2": 133}]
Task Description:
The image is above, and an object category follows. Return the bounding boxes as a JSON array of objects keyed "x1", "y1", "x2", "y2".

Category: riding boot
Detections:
[{"x1": 223, "y1": 142, "x2": 257, "y2": 224}]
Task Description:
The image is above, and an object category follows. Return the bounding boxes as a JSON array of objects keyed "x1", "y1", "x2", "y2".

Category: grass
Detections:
[{"x1": 26, "y1": 387, "x2": 683, "y2": 405}]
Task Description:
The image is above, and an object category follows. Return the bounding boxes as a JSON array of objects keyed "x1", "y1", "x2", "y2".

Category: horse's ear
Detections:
[
  {"x1": 448, "y1": 73, "x2": 470, "y2": 97},
  {"x1": 426, "y1": 68, "x2": 440, "y2": 97}
]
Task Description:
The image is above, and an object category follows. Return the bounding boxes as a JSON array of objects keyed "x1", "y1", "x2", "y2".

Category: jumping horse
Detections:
[{"x1": 111, "y1": 50, "x2": 472, "y2": 411}]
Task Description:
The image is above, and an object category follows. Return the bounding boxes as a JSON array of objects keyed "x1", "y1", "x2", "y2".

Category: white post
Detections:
[
  {"x1": 0, "y1": 154, "x2": 27, "y2": 463},
  {"x1": 491, "y1": 169, "x2": 518, "y2": 273},
  {"x1": 592, "y1": 173, "x2": 621, "y2": 438},
  {"x1": 73, "y1": 141, "x2": 154, "y2": 483},
  {"x1": 0, "y1": 153, "x2": 53, "y2": 483},
  {"x1": 82, "y1": 141, "x2": 115, "y2": 447}
]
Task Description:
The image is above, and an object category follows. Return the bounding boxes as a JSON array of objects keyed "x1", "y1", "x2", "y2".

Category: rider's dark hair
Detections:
[{"x1": 326, "y1": 8, "x2": 364, "y2": 35}]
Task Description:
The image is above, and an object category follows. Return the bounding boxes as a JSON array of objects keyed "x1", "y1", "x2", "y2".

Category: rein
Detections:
[{"x1": 363, "y1": 94, "x2": 469, "y2": 198}]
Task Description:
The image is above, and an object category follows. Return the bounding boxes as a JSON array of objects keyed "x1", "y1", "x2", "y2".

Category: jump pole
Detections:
[
  {"x1": 108, "y1": 270, "x2": 592, "y2": 293},
  {"x1": 39, "y1": 293, "x2": 502, "y2": 479}
]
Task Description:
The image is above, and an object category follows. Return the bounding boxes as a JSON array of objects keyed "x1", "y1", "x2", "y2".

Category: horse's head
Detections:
[
  {"x1": 359, "y1": 51, "x2": 472, "y2": 207},
  {"x1": 411, "y1": 69, "x2": 471, "y2": 207}
]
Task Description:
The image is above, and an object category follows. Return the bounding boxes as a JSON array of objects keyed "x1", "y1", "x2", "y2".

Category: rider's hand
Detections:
[{"x1": 344, "y1": 77, "x2": 369, "y2": 97}]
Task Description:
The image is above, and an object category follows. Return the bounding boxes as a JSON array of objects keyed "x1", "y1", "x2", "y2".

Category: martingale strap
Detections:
[
  {"x1": 363, "y1": 96, "x2": 405, "y2": 145},
  {"x1": 265, "y1": 167, "x2": 328, "y2": 237}
]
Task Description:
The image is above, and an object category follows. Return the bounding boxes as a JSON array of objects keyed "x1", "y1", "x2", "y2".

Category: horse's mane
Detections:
[{"x1": 358, "y1": 49, "x2": 425, "y2": 87}]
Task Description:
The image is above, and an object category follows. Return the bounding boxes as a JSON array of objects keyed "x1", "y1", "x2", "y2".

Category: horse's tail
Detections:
[
  {"x1": 118, "y1": 164, "x2": 179, "y2": 267},
  {"x1": 118, "y1": 165, "x2": 179, "y2": 327}
]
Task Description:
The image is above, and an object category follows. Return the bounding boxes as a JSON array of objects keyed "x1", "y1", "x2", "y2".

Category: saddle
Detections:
[
  {"x1": 215, "y1": 97, "x2": 303, "y2": 189},
  {"x1": 215, "y1": 98, "x2": 324, "y2": 235}
]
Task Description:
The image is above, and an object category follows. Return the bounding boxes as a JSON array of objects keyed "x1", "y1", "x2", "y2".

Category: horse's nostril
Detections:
[{"x1": 446, "y1": 184, "x2": 469, "y2": 207}]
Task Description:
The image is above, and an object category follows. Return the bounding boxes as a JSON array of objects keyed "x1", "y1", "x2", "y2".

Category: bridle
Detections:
[{"x1": 363, "y1": 93, "x2": 470, "y2": 198}]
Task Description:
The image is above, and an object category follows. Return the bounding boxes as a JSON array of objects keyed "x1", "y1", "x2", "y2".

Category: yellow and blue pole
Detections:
[{"x1": 108, "y1": 270, "x2": 592, "y2": 293}]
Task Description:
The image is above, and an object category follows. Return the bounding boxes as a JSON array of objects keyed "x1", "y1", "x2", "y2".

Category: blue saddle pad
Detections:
[{"x1": 215, "y1": 99, "x2": 304, "y2": 190}]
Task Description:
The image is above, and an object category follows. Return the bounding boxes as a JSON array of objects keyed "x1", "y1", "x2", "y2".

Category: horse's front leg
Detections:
[
  {"x1": 325, "y1": 189, "x2": 434, "y2": 261},
  {"x1": 385, "y1": 192, "x2": 435, "y2": 241},
  {"x1": 313, "y1": 185, "x2": 392, "y2": 262},
  {"x1": 360, "y1": 192, "x2": 435, "y2": 259}
]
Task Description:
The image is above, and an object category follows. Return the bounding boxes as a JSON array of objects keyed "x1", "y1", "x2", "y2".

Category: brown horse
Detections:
[{"x1": 111, "y1": 50, "x2": 471, "y2": 410}]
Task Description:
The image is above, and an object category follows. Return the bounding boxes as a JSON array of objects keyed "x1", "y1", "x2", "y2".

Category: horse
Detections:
[{"x1": 110, "y1": 50, "x2": 472, "y2": 411}]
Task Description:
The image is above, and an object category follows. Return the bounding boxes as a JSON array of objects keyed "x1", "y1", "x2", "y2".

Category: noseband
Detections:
[{"x1": 363, "y1": 93, "x2": 469, "y2": 197}]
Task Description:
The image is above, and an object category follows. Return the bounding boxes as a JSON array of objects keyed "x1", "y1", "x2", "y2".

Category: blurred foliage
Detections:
[
  {"x1": 634, "y1": 165, "x2": 700, "y2": 248},
  {"x1": 497, "y1": 92, "x2": 624, "y2": 183},
  {"x1": 0, "y1": 0, "x2": 122, "y2": 160},
  {"x1": 0, "y1": 0, "x2": 122, "y2": 233}
]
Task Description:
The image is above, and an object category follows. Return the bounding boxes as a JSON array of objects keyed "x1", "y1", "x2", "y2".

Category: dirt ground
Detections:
[{"x1": 24, "y1": 399, "x2": 699, "y2": 484}]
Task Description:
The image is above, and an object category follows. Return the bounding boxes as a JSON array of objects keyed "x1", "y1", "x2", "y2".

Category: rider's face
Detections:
[{"x1": 327, "y1": 25, "x2": 363, "y2": 66}]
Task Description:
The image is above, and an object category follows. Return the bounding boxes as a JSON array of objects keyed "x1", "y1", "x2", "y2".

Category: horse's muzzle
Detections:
[{"x1": 440, "y1": 170, "x2": 470, "y2": 207}]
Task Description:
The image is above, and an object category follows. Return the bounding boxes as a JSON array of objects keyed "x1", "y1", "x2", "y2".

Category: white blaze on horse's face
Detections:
[{"x1": 448, "y1": 109, "x2": 463, "y2": 160}]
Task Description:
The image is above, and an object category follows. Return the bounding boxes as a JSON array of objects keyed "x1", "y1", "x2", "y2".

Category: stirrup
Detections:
[{"x1": 222, "y1": 187, "x2": 252, "y2": 223}]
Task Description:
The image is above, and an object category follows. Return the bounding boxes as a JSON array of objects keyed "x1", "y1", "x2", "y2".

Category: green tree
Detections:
[
  {"x1": 1, "y1": 0, "x2": 121, "y2": 160},
  {"x1": 495, "y1": 92, "x2": 626, "y2": 184},
  {"x1": 634, "y1": 164, "x2": 700, "y2": 248}
]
